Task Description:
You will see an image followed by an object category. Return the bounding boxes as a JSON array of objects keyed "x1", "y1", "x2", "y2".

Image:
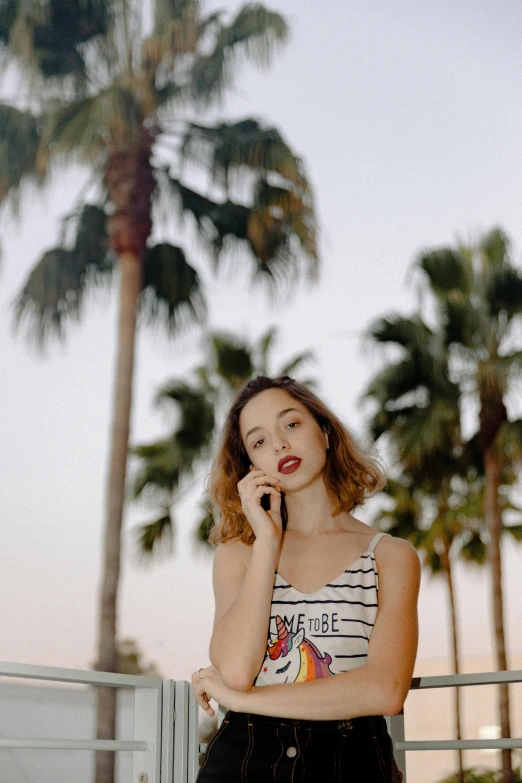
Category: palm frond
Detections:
[
  {"x1": 249, "y1": 178, "x2": 317, "y2": 269},
  {"x1": 154, "y1": 379, "x2": 215, "y2": 454},
  {"x1": 209, "y1": 332, "x2": 254, "y2": 389},
  {"x1": 416, "y1": 247, "x2": 472, "y2": 299},
  {"x1": 484, "y1": 263, "x2": 522, "y2": 319},
  {"x1": 393, "y1": 397, "x2": 460, "y2": 476},
  {"x1": 134, "y1": 511, "x2": 174, "y2": 560},
  {"x1": 165, "y1": 174, "x2": 317, "y2": 281},
  {"x1": 180, "y1": 119, "x2": 303, "y2": 186},
  {"x1": 142, "y1": 0, "x2": 199, "y2": 76},
  {"x1": 5, "y1": 0, "x2": 111, "y2": 82},
  {"x1": 277, "y1": 350, "x2": 315, "y2": 377},
  {"x1": 363, "y1": 355, "x2": 427, "y2": 406},
  {"x1": 193, "y1": 497, "x2": 215, "y2": 551},
  {"x1": 0, "y1": 103, "x2": 44, "y2": 207},
  {"x1": 41, "y1": 85, "x2": 142, "y2": 161},
  {"x1": 503, "y1": 523, "x2": 522, "y2": 541},
  {"x1": 459, "y1": 530, "x2": 487, "y2": 565},
  {"x1": 14, "y1": 203, "x2": 113, "y2": 343},
  {"x1": 442, "y1": 298, "x2": 479, "y2": 347},
  {"x1": 366, "y1": 314, "x2": 433, "y2": 351},
  {"x1": 0, "y1": 1, "x2": 17, "y2": 45},
  {"x1": 132, "y1": 439, "x2": 182, "y2": 501},
  {"x1": 372, "y1": 478, "x2": 423, "y2": 542},
  {"x1": 139, "y1": 243, "x2": 206, "y2": 335},
  {"x1": 254, "y1": 325, "x2": 278, "y2": 374},
  {"x1": 165, "y1": 176, "x2": 250, "y2": 258},
  {"x1": 189, "y1": 3, "x2": 288, "y2": 103},
  {"x1": 153, "y1": 0, "x2": 200, "y2": 35},
  {"x1": 479, "y1": 226, "x2": 510, "y2": 268}
]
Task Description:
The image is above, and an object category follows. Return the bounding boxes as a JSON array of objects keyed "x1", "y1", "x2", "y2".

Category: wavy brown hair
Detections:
[{"x1": 208, "y1": 375, "x2": 386, "y2": 546}]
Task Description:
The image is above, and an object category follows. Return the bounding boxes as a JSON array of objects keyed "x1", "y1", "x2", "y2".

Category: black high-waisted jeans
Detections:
[{"x1": 196, "y1": 709, "x2": 402, "y2": 783}]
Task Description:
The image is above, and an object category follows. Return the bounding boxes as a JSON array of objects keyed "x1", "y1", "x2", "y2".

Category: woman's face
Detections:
[{"x1": 239, "y1": 388, "x2": 328, "y2": 491}]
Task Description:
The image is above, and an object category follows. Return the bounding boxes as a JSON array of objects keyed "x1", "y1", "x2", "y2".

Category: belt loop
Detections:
[{"x1": 246, "y1": 711, "x2": 253, "y2": 728}]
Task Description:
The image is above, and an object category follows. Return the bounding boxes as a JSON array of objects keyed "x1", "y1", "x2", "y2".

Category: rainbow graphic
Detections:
[{"x1": 267, "y1": 615, "x2": 333, "y2": 683}]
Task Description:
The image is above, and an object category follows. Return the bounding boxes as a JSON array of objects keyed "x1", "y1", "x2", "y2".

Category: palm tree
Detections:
[
  {"x1": 414, "y1": 228, "x2": 522, "y2": 783},
  {"x1": 0, "y1": 5, "x2": 317, "y2": 781},
  {"x1": 362, "y1": 312, "x2": 470, "y2": 782},
  {"x1": 132, "y1": 325, "x2": 315, "y2": 553}
]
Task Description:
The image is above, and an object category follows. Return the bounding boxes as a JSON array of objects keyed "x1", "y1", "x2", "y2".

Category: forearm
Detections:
[
  {"x1": 210, "y1": 540, "x2": 278, "y2": 690},
  {"x1": 233, "y1": 664, "x2": 401, "y2": 720}
]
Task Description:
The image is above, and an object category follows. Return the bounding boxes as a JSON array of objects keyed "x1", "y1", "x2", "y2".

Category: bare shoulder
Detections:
[
  {"x1": 213, "y1": 537, "x2": 251, "y2": 572},
  {"x1": 374, "y1": 535, "x2": 421, "y2": 586}
]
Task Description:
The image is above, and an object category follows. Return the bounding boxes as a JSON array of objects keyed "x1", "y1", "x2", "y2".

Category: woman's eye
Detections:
[
  {"x1": 253, "y1": 439, "x2": 264, "y2": 448},
  {"x1": 287, "y1": 421, "x2": 298, "y2": 429}
]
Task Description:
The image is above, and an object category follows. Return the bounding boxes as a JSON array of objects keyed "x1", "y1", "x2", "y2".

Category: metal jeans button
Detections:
[{"x1": 286, "y1": 746, "x2": 297, "y2": 758}]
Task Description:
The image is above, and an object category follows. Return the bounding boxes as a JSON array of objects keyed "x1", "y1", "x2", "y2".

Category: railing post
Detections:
[
  {"x1": 161, "y1": 680, "x2": 176, "y2": 783},
  {"x1": 132, "y1": 685, "x2": 162, "y2": 783},
  {"x1": 172, "y1": 681, "x2": 190, "y2": 783},
  {"x1": 387, "y1": 709, "x2": 407, "y2": 782},
  {"x1": 187, "y1": 686, "x2": 200, "y2": 783}
]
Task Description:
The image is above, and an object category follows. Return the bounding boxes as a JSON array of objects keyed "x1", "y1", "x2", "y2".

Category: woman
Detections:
[{"x1": 192, "y1": 375, "x2": 420, "y2": 782}]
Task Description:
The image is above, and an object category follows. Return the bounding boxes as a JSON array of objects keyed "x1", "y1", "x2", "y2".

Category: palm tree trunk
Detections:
[
  {"x1": 95, "y1": 127, "x2": 156, "y2": 783},
  {"x1": 95, "y1": 251, "x2": 142, "y2": 783},
  {"x1": 483, "y1": 444, "x2": 511, "y2": 783},
  {"x1": 441, "y1": 541, "x2": 464, "y2": 783}
]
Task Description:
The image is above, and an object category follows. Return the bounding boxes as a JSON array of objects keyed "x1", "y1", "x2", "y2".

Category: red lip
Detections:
[{"x1": 278, "y1": 456, "x2": 302, "y2": 474}]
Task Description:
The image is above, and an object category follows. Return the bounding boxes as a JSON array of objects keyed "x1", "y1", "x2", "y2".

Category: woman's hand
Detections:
[
  {"x1": 191, "y1": 665, "x2": 244, "y2": 717},
  {"x1": 237, "y1": 468, "x2": 282, "y2": 544}
]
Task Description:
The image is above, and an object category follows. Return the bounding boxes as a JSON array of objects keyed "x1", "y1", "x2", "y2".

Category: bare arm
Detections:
[
  {"x1": 209, "y1": 537, "x2": 280, "y2": 691},
  {"x1": 230, "y1": 537, "x2": 421, "y2": 719}
]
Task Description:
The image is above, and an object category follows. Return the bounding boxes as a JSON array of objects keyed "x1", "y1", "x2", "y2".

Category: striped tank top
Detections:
[{"x1": 253, "y1": 531, "x2": 389, "y2": 687}]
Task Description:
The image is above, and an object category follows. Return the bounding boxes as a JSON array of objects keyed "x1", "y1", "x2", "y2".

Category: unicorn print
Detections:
[{"x1": 258, "y1": 615, "x2": 334, "y2": 684}]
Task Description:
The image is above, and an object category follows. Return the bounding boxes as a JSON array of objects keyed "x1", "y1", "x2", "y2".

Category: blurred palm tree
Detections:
[
  {"x1": 132, "y1": 325, "x2": 315, "y2": 554},
  {"x1": 362, "y1": 311, "x2": 472, "y2": 782},
  {"x1": 414, "y1": 227, "x2": 522, "y2": 783},
  {"x1": 0, "y1": 4, "x2": 317, "y2": 781}
]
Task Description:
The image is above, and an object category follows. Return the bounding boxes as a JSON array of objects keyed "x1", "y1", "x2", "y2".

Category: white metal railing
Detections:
[
  {"x1": 2, "y1": 662, "x2": 521, "y2": 783},
  {"x1": 0, "y1": 661, "x2": 199, "y2": 783},
  {"x1": 387, "y1": 669, "x2": 522, "y2": 781}
]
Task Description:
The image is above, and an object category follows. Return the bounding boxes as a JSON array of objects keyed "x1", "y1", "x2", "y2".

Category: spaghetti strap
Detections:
[{"x1": 367, "y1": 531, "x2": 389, "y2": 554}]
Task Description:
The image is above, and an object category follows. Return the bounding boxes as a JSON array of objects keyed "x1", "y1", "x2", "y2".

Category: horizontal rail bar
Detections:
[
  {"x1": 410, "y1": 669, "x2": 522, "y2": 690},
  {"x1": 0, "y1": 661, "x2": 161, "y2": 689},
  {"x1": 396, "y1": 738, "x2": 522, "y2": 751},
  {"x1": 0, "y1": 739, "x2": 148, "y2": 751}
]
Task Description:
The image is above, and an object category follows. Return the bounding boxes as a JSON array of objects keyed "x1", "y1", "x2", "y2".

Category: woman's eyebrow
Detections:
[{"x1": 244, "y1": 408, "x2": 301, "y2": 440}]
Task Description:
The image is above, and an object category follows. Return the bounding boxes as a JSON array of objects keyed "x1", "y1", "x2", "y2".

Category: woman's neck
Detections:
[{"x1": 283, "y1": 478, "x2": 342, "y2": 537}]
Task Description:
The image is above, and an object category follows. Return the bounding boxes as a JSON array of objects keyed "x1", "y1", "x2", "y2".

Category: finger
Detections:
[
  {"x1": 201, "y1": 692, "x2": 215, "y2": 717},
  {"x1": 239, "y1": 475, "x2": 280, "y2": 493},
  {"x1": 239, "y1": 470, "x2": 264, "y2": 485},
  {"x1": 252, "y1": 486, "x2": 282, "y2": 502},
  {"x1": 194, "y1": 685, "x2": 211, "y2": 711},
  {"x1": 268, "y1": 488, "x2": 282, "y2": 516}
]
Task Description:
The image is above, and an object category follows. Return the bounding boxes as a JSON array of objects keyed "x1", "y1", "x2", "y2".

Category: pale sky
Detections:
[{"x1": 2, "y1": 0, "x2": 522, "y2": 684}]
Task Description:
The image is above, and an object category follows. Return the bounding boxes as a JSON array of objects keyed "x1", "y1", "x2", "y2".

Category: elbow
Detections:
[
  {"x1": 209, "y1": 655, "x2": 254, "y2": 692},
  {"x1": 384, "y1": 683, "x2": 406, "y2": 716},
  {"x1": 223, "y1": 673, "x2": 254, "y2": 692},
  {"x1": 209, "y1": 643, "x2": 257, "y2": 692},
  {"x1": 217, "y1": 667, "x2": 254, "y2": 692}
]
